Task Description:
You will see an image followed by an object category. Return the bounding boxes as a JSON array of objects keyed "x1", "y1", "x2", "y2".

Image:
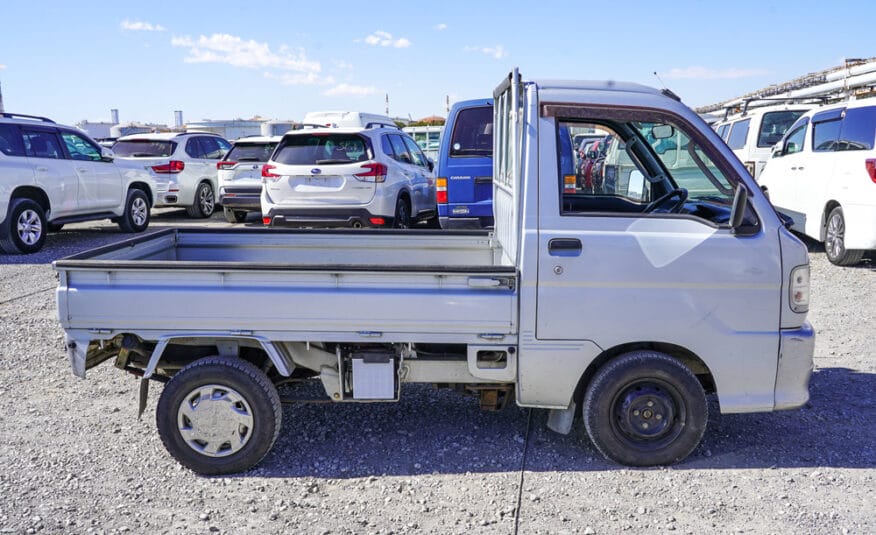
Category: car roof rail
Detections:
[{"x1": 0, "y1": 112, "x2": 56, "y2": 124}]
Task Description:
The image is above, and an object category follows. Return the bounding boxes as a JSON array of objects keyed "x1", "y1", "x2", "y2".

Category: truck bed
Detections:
[{"x1": 55, "y1": 228, "x2": 517, "y2": 343}]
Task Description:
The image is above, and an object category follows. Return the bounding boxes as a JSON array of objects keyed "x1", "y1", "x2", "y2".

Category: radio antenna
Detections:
[{"x1": 653, "y1": 71, "x2": 668, "y2": 90}]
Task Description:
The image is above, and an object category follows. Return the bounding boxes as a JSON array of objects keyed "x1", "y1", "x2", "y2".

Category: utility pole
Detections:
[
  {"x1": 385, "y1": 94, "x2": 389, "y2": 116},
  {"x1": 0, "y1": 80, "x2": 5, "y2": 114}
]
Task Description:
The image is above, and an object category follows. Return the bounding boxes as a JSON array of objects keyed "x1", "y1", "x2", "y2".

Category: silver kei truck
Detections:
[{"x1": 54, "y1": 70, "x2": 815, "y2": 475}]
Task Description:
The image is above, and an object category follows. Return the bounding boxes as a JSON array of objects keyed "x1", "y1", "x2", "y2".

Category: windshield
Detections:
[
  {"x1": 112, "y1": 140, "x2": 176, "y2": 158},
  {"x1": 758, "y1": 110, "x2": 806, "y2": 148},
  {"x1": 226, "y1": 142, "x2": 278, "y2": 162},
  {"x1": 449, "y1": 106, "x2": 493, "y2": 157},
  {"x1": 274, "y1": 134, "x2": 371, "y2": 165}
]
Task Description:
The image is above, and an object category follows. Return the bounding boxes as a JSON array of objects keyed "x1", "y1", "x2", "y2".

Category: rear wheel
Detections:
[
  {"x1": 156, "y1": 356, "x2": 282, "y2": 475},
  {"x1": 117, "y1": 189, "x2": 150, "y2": 233},
  {"x1": 583, "y1": 351, "x2": 707, "y2": 466},
  {"x1": 186, "y1": 182, "x2": 215, "y2": 218},
  {"x1": 824, "y1": 206, "x2": 864, "y2": 266},
  {"x1": 224, "y1": 207, "x2": 248, "y2": 223},
  {"x1": 0, "y1": 198, "x2": 47, "y2": 254},
  {"x1": 393, "y1": 197, "x2": 410, "y2": 229}
]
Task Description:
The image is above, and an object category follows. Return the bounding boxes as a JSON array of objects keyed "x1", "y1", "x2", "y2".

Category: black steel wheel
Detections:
[
  {"x1": 583, "y1": 351, "x2": 707, "y2": 466},
  {"x1": 156, "y1": 356, "x2": 282, "y2": 475}
]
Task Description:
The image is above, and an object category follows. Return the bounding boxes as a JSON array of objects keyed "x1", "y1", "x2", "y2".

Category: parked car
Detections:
[
  {"x1": 0, "y1": 113, "x2": 155, "y2": 254},
  {"x1": 261, "y1": 126, "x2": 436, "y2": 228},
  {"x1": 758, "y1": 100, "x2": 876, "y2": 265},
  {"x1": 435, "y1": 99, "x2": 494, "y2": 229},
  {"x1": 217, "y1": 136, "x2": 281, "y2": 223},
  {"x1": 112, "y1": 132, "x2": 231, "y2": 218},
  {"x1": 713, "y1": 101, "x2": 818, "y2": 179}
]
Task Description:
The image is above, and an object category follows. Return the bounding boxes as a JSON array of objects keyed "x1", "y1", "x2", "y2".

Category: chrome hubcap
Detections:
[
  {"x1": 177, "y1": 384, "x2": 253, "y2": 457},
  {"x1": 132, "y1": 197, "x2": 148, "y2": 226},
  {"x1": 16, "y1": 209, "x2": 42, "y2": 245},
  {"x1": 826, "y1": 213, "x2": 844, "y2": 259}
]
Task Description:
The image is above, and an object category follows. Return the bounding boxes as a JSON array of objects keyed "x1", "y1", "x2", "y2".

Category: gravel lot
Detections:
[{"x1": 1, "y1": 209, "x2": 873, "y2": 534}]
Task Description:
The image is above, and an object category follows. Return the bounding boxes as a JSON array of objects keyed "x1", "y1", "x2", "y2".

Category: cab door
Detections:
[
  {"x1": 22, "y1": 128, "x2": 78, "y2": 217},
  {"x1": 535, "y1": 114, "x2": 783, "y2": 411},
  {"x1": 60, "y1": 130, "x2": 123, "y2": 211}
]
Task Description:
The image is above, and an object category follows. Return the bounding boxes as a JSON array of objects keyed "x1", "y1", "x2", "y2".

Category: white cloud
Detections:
[
  {"x1": 171, "y1": 34, "x2": 321, "y2": 75},
  {"x1": 120, "y1": 19, "x2": 166, "y2": 32},
  {"x1": 323, "y1": 84, "x2": 377, "y2": 97},
  {"x1": 662, "y1": 66, "x2": 769, "y2": 80},
  {"x1": 465, "y1": 45, "x2": 507, "y2": 60},
  {"x1": 0, "y1": 64, "x2": 6, "y2": 70},
  {"x1": 333, "y1": 60, "x2": 353, "y2": 70},
  {"x1": 264, "y1": 72, "x2": 335, "y2": 86},
  {"x1": 434, "y1": 23, "x2": 447, "y2": 31},
  {"x1": 362, "y1": 31, "x2": 411, "y2": 48}
]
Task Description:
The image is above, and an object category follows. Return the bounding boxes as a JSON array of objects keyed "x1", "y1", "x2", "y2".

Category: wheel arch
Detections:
[
  {"x1": 142, "y1": 335, "x2": 294, "y2": 380},
  {"x1": 571, "y1": 341, "x2": 717, "y2": 408},
  {"x1": 11, "y1": 186, "x2": 51, "y2": 214},
  {"x1": 129, "y1": 181, "x2": 155, "y2": 207}
]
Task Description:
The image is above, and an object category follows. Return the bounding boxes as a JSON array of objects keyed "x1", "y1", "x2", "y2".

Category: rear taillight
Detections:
[
  {"x1": 436, "y1": 177, "x2": 447, "y2": 204},
  {"x1": 217, "y1": 161, "x2": 238, "y2": 170},
  {"x1": 866, "y1": 159, "x2": 876, "y2": 184},
  {"x1": 151, "y1": 160, "x2": 185, "y2": 174},
  {"x1": 564, "y1": 175, "x2": 576, "y2": 194},
  {"x1": 261, "y1": 164, "x2": 280, "y2": 182},
  {"x1": 369, "y1": 217, "x2": 386, "y2": 226},
  {"x1": 790, "y1": 265, "x2": 810, "y2": 313},
  {"x1": 354, "y1": 162, "x2": 387, "y2": 183}
]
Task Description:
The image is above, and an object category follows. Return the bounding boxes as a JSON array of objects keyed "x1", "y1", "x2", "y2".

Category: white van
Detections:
[
  {"x1": 714, "y1": 101, "x2": 818, "y2": 180},
  {"x1": 301, "y1": 111, "x2": 397, "y2": 129},
  {"x1": 758, "y1": 99, "x2": 876, "y2": 265}
]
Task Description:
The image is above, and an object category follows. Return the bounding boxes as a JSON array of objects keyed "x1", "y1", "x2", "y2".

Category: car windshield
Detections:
[
  {"x1": 758, "y1": 110, "x2": 806, "y2": 148},
  {"x1": 112, "y1": 140, "x2": 176, "y2": 157},
  {"x1": 273, "y1": 134, "x2": 370, "y2": 165},
  {"x1": 226, "y1": 142, "x2": 278, "y2": 162}
]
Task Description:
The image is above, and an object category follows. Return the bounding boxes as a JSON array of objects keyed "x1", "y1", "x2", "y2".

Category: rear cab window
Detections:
[
  {"x1": 112, "y1": 140, "x2": 176, "y2": 157},
  {"x1": 226, "y1": 142, "x2": 279, "y2": 162},
  {"x1": 449, "y1": 107, "x2": 493, "y2": 158},
  {"x1": 274, "y1": 133, "x2": 371, "y2": 165}
]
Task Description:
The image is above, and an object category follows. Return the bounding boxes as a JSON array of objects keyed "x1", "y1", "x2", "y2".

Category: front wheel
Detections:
[
  {"x1": 582, "y1": 351, "x2": 707, "y2": 466},
  {"x1": 0, "y1": 198, "x2": 47, "y2": 254},
  {"x1": 186, "y1": 182, "x2": 216, "y2": 218},
  {"x1": 156, "y1": 356, "x2": 282, "y2": 475},
  {"x1": 824, "y1": 206, "x2": 864, "y2": 266},
  {"x1": 117, "y1": 189, "x2": 150, "y2": 233}
]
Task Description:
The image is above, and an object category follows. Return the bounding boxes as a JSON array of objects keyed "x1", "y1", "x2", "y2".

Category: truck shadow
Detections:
[{"x1": 249, "y1": 366, "x2": 874, "y2": 478}]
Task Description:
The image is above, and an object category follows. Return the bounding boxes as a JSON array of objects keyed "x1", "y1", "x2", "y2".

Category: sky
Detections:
[{"x1": 1, "y1": 0, "x2": 874, "y2": 127}]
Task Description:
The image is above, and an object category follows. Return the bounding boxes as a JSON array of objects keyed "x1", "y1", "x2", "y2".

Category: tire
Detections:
[
  {"x1": 156, "y1": 356, "x2": 282, "y2": 475},
  {"x1": 824, "y1": 206, "x2": 864, "y2": 266},
  {"x1": 393, "y1": 196, "x2": 410, "y2": 229},
  {"x1": 224, "y1": 207, "x2": 248, "y2": 224},
  {"x1": 117, "y1": 189, "x2": 151, "y2": 233},
  {"x1": 582, "y1": 350, "x2": 707, "y2": 467},
  {"x1": 0, "y1": 198, "x2": 47, "y2": 255},
  {"x1": 185, "y1": 182, "x2": 215, "y2": 218}
]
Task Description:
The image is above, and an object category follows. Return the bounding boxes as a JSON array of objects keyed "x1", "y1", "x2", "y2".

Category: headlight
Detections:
[{"x1": 789, "y1": 265, "x2": 810, "y2": 313}]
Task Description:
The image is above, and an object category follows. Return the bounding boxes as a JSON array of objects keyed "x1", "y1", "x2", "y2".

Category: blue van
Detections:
[{"x1": 436, "y1": 99, "x2": 494, "y2": 229}]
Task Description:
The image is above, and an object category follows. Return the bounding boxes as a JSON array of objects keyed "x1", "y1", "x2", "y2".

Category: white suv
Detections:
[
  {"x1": 112, "y1": 132, "x2": 231, "y2": 218},
  {"x1": 217, "y1": 136, "x2": 281, "y2": 223},
  {"x1": 261, "y1": 127, "x2": 437, "y2": 228},
  {"x1": 759, "y1": 100, "x2": 876, "y2": 265},
  {"x1": 0, "y1": 113, "x2": 156, "y2": 254}
]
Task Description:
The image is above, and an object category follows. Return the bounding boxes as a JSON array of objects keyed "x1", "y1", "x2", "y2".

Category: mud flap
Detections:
[
  {"x1": 138, "y1": 378, "x2": 149, "y2": 420},
  {"x1": 546, "y1": 401, "x2": 576, "y2": 435}
]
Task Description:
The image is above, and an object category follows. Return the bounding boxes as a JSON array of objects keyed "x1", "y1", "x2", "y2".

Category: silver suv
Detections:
[
  {"x1": 112, "y1": 132, "x2": 231, "y2": 218},
  {"x1": 0, "y1": 113, "x2": 155, "y2": 254},
  {"x1": 261, "y1": 127, "x2": 437, "y2": 228},
  {"x1": 217, "y1": 136, "x2": 281, "y2": 223}
]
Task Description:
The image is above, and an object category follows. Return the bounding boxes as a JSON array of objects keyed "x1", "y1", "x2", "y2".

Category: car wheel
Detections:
[
  {"x1": 824, "y1": 206, "x2": 864, "y2": 266},
  {"x1": 393, "y1": 197, "x2": 410, "y2": 229},
  {"x1": 224, "y1": 207, "x2": 248, "y2": 224},
  {"x1": 117, "y1": 189, "x2": 151, "y2": 233},
  {"x1": 582, "y1": 350, "x2": 708, "y2": 467},
  {"x1": 155, "y1": 356, "x2": 282, "y2": 475},
  {"x1": 0, "y1": 198, "x2": 47, "y2": 255},
  {"x1": 186, "y1": 182, "x2": 215, "y2": 218}
]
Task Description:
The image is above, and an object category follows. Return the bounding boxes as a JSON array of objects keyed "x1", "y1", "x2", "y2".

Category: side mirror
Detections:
[
  {"x1": 100, "y1": 147, "x2": 114, "y2": 162},
  {"x1": 626, "y1": 170, "x2": 646, "y2": 200},
  {"x1": 730, "y1": 183, "x2": 749, "y2": 230},
  {"x1": 650, "y1": 124, "x2": 675, "y2": 139},
  {"x1": 784, "y1": 142, "x2": 798, "y2": 155},
  {"x1": 760, "y1": 184, "x2": 770, "y2": 201}
]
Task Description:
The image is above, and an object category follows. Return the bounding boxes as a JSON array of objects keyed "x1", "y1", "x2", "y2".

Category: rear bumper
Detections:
[
  {"x1": 219, "y1": 186, "x2": 262, "y2": 210},
  {"x1": 774, "y1": 322, "x2": 815, "y2": 410},
  {"x1": 264, "y1": 207, "x2": 392, "y2": 228},
  {"x1": 439, "y1": 216, "x2": 494, "y2": 229}
]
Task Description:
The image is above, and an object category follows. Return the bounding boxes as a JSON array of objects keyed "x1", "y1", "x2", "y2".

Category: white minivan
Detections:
[
  {"x1": 759, "y1": 100, "x2": 876, "y2": 265},
  {"x1": 714, "y1": 102, "x2": 817, "y2": 179}
]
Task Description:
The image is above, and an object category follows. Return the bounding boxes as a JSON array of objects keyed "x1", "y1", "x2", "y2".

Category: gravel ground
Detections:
[{"x1": 0, "y1": 211, "x2": 873, "y2": 534}]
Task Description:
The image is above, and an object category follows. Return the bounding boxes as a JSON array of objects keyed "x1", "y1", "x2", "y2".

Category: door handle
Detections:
[
  {"x1": 548, "y1": 238, "x2": 583, "y2": 256},
  {"x1": 36, "y1": 166, "x2": 48, "y2": 172}
]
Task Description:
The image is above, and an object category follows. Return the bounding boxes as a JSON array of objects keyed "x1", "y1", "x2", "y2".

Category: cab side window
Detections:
[
  {"x1": 22, "y1": 130, "x2": 64, "y2": 159},
  {"x1": 185, "y1": 137, "x2": 206, "y2": 158},
  {"x1": 61, "y1": 131, "x2": 102, "y2": 161},
  {"x1": 387, "y1": 134, "x2": 413, "y2": 164},
  {"x1": 199, "y1": 137, "x2": 225, "y2": 159},
  {"x1": 401, "y1": 136, "x2": 428, "y2": 167},
  {"x1": 783, "y1": 122, "x2": 808, "y2": 155},
  {"x1": 726, "y1": 118, "x2": 750, "y2": 150},
  {"x1": 836, "y1": 107, "x2": 876, "y2": 151},
  {"x1": 0, "y1": 125, "x2": 26, "y2": 156}
]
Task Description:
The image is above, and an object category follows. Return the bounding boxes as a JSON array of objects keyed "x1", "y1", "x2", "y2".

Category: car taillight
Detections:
[
  {"x1": 354, "y1": 162, "x2": 387, "y2": 183},
  {"x1": 436, "y1": 177, "x2": 447, "y2": 204},
  {"x1": 151, "y1": 160, "x2": 185, "y2": 174},
  {"x1": 564, "y1": 175, "x2": 576, "y2": 194},
  {"x1": 789, "y1": 265, "x2": 810, "y2": 313},
  {"x1": 866, "y1": 159, "x2": 876, "y2": 184},
  {"x1": 217, "y1": 161, "x2": 237, "y2": 170},
  {"x1": 261, "y1": 164, "x2": 280, "y2": 181},
  {"x1": 369, "y1": 217, "x2": 386, "y2": 226}
]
